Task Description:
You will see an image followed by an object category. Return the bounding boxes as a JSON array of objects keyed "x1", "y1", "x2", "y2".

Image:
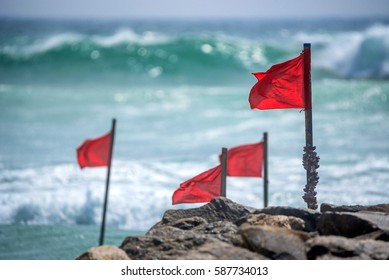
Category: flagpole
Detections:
[
  {"x1": 99, "y1": 118, "x2": 116, "y2": 246},
  {"x1": 302, "y1": 43, "x2": 319, "y2": 210},
  {"x1": 263, "y1": 132, "x2": 269, "y2": 208},
  {"x1": 220, "y1": 147, "x2": 228, "y2": 197}
]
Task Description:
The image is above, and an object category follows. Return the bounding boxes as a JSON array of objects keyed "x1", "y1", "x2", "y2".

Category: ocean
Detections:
[{"x1": 0, "y1": 17, "x2": 388, "y2": 259}]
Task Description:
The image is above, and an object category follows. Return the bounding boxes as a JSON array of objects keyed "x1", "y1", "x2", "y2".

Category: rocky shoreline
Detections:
[{"x1": 77, "y1": 197, "x2": 389, "y2": 260}]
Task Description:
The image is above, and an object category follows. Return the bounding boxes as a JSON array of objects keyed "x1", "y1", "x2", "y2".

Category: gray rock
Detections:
[
  {"x1": 240, "y1": 224, "x2": 310, "y2": 260},
  {"x1": 306, "y1": 235, "x2": 389, "y2": 260},
  {"x1": 150, "y1": 197, "x2": 255, "y2": 232},
  {"x1": 77, "y1": 199, "x2": 389, "y2": 260},
  {"x1": 120, "y1": 226, "x2": 263, "y2": 260},
  {"x1": 317, "y1": 211, "x2": 389, "y2": 238},
  {"x1": 320, "y1": 203, "x2": 389, "y2": 213}
]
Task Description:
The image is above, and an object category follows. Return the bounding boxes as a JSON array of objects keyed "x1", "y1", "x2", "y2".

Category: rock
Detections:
[
  {"x1": 240, "y1": 225, "x2": 311, "y2": 260},
  {"x1": 177, "y1": 241, "x2": 267, "y2": 260},
  {"x1": 306, "y1": 235, "x2": 389, "y2": 260},
  {"x1": 254, "y1": 206, "x2": 320, "y2": 232},
  {"x1": 76, "y1": 245, "x2": 130, "y2": 260},
  {"x1": 317, "y1": 211, "x2": 389, "y2": 238},
  {"x1": 150, "y1": 197, "x2": 254, "y2": 232},
  {"x1": 77, "y1": 198, "x2": 389, "y2": 260},
  {"x1": 120, "y1": 226, "x2": 262, "y2": 260},
  {"x1": 238, "y1": 213, "x2": 306, "y2": 231},
  {"x1": 320, "y1": 203, "x2": 389, "y2": 213}
]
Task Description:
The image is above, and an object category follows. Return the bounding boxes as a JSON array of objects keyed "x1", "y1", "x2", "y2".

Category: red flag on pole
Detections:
[
  {"x1": 172, "y1": 165, "x2": 222, "y2": 205},
  {"x1": 249, "y1": 53, "x2": 304, "y2": 110},
  {"x1": 223, "y1": 142, "x2": 264, "y2": 177},
  {"x1": 76, "y1": 132, "x2": 112, "y2": 169}
]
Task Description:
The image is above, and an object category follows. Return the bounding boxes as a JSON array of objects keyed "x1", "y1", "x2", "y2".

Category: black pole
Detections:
[
  {"x1": 302, "y1": 43, "x2": 319, "y2": 210},
  {"x1": 220, "y1": 147, "x2": 228, "y2": 197},
  {"x1": 263, "y1": 132, "x2": 269, "y2": 208},
  {"x1": 99, "y1": 118, "x2": 116, "y2": 246}
]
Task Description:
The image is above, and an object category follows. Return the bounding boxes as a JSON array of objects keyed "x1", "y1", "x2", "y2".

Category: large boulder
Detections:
[
  {"x1": 306, "y1": 235, "x2": 389, "y2": 260},
  {"x1": 240, "y1": 224, "x2": 311, "y2": 260},
  {"x1": 120, "y1": 226, "x2": 263, "y2": 260},
  {"x1": 317, "y1": 211, "x2": 389, "y2": 238},
  {"x1": 320, "y1": 203, "x2": 389, "y2": 213}
]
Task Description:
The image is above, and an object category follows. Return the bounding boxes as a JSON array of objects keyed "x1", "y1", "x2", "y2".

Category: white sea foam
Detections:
[
  {"x1": 313, "y1": 24, "x2": 389, "y2": 78},
  {"x1": 92, "y1": 28, "x2": 170, "y2": 47}
]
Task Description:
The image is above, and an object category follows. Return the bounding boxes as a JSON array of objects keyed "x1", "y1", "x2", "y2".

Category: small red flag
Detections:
[
  {"x1": 249, "y1": 52, "x2": 304, "y2": 110},
  {"x1": 223, "y1": 142, "x2": 264, "y2": 177},
  {"x1": 77, "y1": 132, "x2": 112, "y2": 169},
  {"x1": 172, "y1": 165, "x2": 222, "y2": 205}
]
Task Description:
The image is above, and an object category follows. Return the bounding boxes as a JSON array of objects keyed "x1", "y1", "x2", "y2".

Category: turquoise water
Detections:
[
  {"x1": 0, "y1": 224, "x2": 141, "y2": 260},
  {"x1": 0, "y1": 17, "x2": 389, "y2": 259}
]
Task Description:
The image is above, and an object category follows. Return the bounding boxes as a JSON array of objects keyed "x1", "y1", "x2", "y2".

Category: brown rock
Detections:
[
  {"x1": 254, "y1": 206, "x2": 320, "y2": 232},
  {"x1": 240, "y1": 213, "x2": 306, "y2": 231},
  {"x1": 76, "y1": 245, "x2": 130, "y2": 260}
]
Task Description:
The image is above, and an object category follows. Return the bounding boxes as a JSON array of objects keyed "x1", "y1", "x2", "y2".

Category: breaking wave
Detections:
[{"x1": 1, "y1": 23, "x2": 389, "y2": 81}]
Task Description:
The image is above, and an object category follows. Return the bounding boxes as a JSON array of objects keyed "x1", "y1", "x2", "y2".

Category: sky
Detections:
[{"x1": 1, "y1": 0, "x2": 389, "y2": 19}]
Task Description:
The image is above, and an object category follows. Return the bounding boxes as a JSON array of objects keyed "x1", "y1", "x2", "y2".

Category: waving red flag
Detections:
[
  {"x1": 77, "y1": 132, "x2": 112, "y2": 169},
  {"x1": 249, "y1": 52, "x2": 304, "y2": 110},
  {"x1": 224, "y1": 142, "x2": 264, "y2": 177},
  {"x1": 172, "y1": 165, "x2": 222, "y2": 205}
]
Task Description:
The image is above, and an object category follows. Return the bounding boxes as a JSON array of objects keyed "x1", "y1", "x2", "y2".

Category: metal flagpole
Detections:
[
  {"x1": 99, "y1": 118, "x2": 116, "y2": 246},
  {"x1": 220, "y1": 147, "x2": 228, "y2": 197},
  {"x1": 263, "y1": 132, "x2": 269, "y2": 208},
  {"x1": 302, "y1": 43, "x2": 320, "y2": 210}
]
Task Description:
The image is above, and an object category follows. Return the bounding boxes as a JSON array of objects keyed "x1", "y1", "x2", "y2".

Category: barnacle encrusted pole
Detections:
[{"x1": 302, "y1": 43, "x2": 320, "y2": 210}]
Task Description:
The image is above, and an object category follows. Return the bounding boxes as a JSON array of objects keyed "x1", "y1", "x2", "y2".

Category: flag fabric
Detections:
[
  {"x1": 172, "y1": 165, "x2": 222, "y2": 205},
  {"x1": 224, "y1": 142, "x2": 264, "y2": 177},
  {"x1": 249, "y1": 52, "x2": 304, "y2": 110},
  {"x1": 77, "y1": 132, "x2": 112, "y2": 168}
]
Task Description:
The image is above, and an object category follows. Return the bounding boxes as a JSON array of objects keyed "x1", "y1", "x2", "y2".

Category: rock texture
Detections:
[
  {"x1": 76, "y1": 245, "x2": 130, "y2": 260},
  {"x1": 77, "y1": 197, "x2": 389, "y2": 260}
]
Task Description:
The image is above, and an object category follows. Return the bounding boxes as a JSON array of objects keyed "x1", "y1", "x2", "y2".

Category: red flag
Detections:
[
  {"x1": 77, "y1": 132, "x2": 112, "y2": 169},
  {"x1": 249, "y1": 52, "x2": 304, "y2": 110},
  {"x1": 172, "y1": 165, "x2": 222, "y2": 205},
  {"x1": 224, "y1": 142, "x2": 264, "y2": 177}
]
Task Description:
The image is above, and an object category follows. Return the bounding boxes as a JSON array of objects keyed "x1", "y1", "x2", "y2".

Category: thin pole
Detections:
[
  {"x1": 304, "y1": 43, "x2": 313, "y2": 149},
  {"x1": 99, "y1": 118, "x2": 116, "y2": 246},
  {"x1": 220, "y1": 147, "x2": 228, "y2": 197},
  {"x1": 302, "y1": 43, "x2": 319, "y2": 210},
  {"x1": 263, "y1": 132, "x2": 268, "y2": 208}
]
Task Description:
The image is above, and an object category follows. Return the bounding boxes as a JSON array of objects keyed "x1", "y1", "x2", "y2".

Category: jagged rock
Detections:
[
  {"x1": 177, "y1": 241, "x2": 267, "y2": 260},
  {"x1": 77, "y1": 198, "x2": 389, "y2": 260},
  {"x1": 238, "y1": 213, "x2": 306, "y2": 231},
  {"x1": 320, "y1": 203, "x2": 389, "y2": 213},
  {"x1": 240, "y1": 224, "x2": 311, "y2": 260},
  {"x1": 150, "y1": 197, "x2": 255, "y2": 233},
  {"x1": 317, "y1": 211, "x2": 389, "y2": 238},
  {"x1": 149, "y1": 216, "x2": 243, "y2": 246},
  {"x1": 120, "y1": 226, "x2": 262, "y2": 260},
  {"x1": 254, "y1": 206, "x2": 320, "y2": 232},
  {"x1": 306, "y1": 235, "x2": 389, "y2": 260},
  {"x1": 76, "y1": 245, "x2": 130, "y2": 260}
]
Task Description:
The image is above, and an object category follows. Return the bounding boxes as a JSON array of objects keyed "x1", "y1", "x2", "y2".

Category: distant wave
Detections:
[{"x1": 1, "y1": 24, "x2": 389, "y2": 80}]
